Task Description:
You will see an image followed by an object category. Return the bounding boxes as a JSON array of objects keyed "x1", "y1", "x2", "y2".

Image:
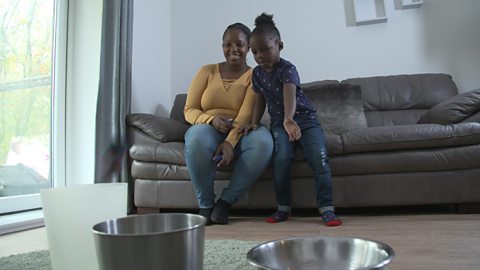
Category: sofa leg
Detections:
[
  {"x1": 136, "y1": 207, "x2": 160, "y2": 214},
  {"x1": 455, "y1": 203, "x2": 480, "y2": 214}
]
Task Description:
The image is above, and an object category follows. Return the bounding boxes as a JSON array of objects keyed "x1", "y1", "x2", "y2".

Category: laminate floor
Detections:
[{"x1": 1, "y1": 206, "x2": 479, "y2": 270}]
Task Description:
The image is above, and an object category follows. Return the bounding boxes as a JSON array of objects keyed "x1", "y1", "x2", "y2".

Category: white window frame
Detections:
[{"x1": 0, "y1": 0, "x2": 68, "y2": 215}]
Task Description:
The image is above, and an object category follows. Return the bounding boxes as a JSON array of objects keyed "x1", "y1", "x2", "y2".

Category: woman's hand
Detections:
[
  {"x1": 213, "y1": 141, "x2": 234, "y2": 167},
  {"x1": 284, "y1": 118, "x2": 301, "y2": 141},
  {"x1": 238, "y1": 123, "x2": 259, "y2": 136},
  {"x1": 211, "y1": 116, "x2": 234, "y2": 133}
]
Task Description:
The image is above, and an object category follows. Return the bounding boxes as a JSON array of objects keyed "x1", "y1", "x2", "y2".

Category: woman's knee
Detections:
[
  {"x1": 243, "y1": 127, "x2": 273, "y2": 154},
  {"x1": 185, "y1": 124, "x2": 219, "y2": 153}
]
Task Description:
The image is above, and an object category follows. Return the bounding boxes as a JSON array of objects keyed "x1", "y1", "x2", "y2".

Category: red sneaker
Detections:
[
  {"x1": 322, "y1": 211, "x2": 342, "y2": 227},
  {"x1": 265, "y1": 210, "x2": 290, "y2": 223}
]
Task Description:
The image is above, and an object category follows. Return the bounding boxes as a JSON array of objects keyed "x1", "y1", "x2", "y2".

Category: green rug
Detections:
[{"x1": 0, "y1": 240, "x2": 261, "y2": 270}]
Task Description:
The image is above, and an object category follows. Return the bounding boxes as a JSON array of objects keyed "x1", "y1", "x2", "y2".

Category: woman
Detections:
[{"x1": 184, "y1": 23, "x2": 273, "y2": 225}]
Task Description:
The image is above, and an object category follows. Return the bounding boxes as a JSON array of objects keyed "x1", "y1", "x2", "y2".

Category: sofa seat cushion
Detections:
[
  {"x1": 130, "y1": 142, "x2": 186, "y2": 164},
  {"x1": 130, "y1": 133, "x2": 344, "y2": 166},
  {"x1": 341, "y1": 123, "x2": 480, "y2": 154},
  {"x1": 131, "y1": 161, "x2": 249, "y2": 181},
  {"x1": 289, "y1": 144, "x2": 480, "y2": 177},
  {"x1": 324, "y1": 133, "x2": 343, "y2": 155},
  {"x1": 365, "y1": 109, "x2": 427, "y2": 127},
  {"x1": 129, "y1": 142, "x2": 237, "y2": 172},
  {"x1": 131, "y1": 144, "x2": 480, "y2": 180},
  {"x1": 418, "y1": 88, "x2": 480, "y2": 124},
  {"x1": 131, "y1": 161, "x2": 190, "y2": 180}
]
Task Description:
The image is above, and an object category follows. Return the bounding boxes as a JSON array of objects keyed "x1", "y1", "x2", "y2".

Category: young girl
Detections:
[{"x1": 247, "y1": 13, "x2": 342, "y2": 226}]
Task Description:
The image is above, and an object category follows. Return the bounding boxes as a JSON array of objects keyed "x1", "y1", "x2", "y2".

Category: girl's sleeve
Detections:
[
  {"x1": 252, "y1": 69, "x2": 261, "y2": 93},
  {"x1": 282, "y1": 65, "x2": 301, "y2": 88},
  {"x1": 184, "y1": 66, "x2": 215, "y2": 125}
]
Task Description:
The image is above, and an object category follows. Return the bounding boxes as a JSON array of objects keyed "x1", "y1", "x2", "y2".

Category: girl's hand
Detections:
[
  {"x1": 213, "y1": 141, "x2": 234, "y2": 167},
  {"x1": 284, "y1": 119, "x2": 301, "y2": 141},
  {"x1": 211, "y1": 116, "x2": 233, "y2": 133}
]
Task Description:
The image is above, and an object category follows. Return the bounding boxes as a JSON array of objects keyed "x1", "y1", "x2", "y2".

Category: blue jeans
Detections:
[
  {"x1": 270, "y1": 119, "x2": 333, "y2": 209},
  {"x1": 184, "y1": 124, "x2": 273, "y2": 208}
]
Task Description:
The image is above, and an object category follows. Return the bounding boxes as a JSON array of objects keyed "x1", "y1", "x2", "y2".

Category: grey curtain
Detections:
[{"x1": 94, "y1": 0, "x2": 133, "y2": 185}]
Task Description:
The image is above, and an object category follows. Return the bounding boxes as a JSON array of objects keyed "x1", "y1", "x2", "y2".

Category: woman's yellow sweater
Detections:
[{"x1": 184, "y1": 63, "x2": 255, "y2": 147}]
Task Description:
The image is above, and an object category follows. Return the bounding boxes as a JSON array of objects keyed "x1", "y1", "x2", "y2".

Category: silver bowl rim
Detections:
[
  {"x1": 92, "y1": 213, "x2": 206, "y2": 237},
  {"x1": 246, "y1": 235, "x2": 395, "y2": 270}
]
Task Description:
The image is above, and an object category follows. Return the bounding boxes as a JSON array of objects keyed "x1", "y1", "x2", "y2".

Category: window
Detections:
[{"x1": 0, "y1": 0, "x2": 66, "y2": 218}]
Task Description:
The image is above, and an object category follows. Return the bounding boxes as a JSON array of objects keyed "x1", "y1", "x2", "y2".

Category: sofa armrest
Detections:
[
  {"x1": 127, "y1": 113, "x2": 189, "y2": 143},
  {"x1": 418, "y1": 88, "x2": 480, "y2": 124},
  {"x1": 461, "y1": 110, "x2": 480, "y2": 124}
]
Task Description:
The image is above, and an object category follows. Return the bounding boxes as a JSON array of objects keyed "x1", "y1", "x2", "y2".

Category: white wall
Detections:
[
  {"x1": 65, "y1": 0, "x2": 102, "y2": 185},
  {"x1": 61, "y1": 0, "x2": 479, "y2": 186},
  {"x1": 131, "y1": 0, "x2": 171, "y2": 117},
  {"x1": 132, "y1": 0, "x2": 480, "y2": 116}
]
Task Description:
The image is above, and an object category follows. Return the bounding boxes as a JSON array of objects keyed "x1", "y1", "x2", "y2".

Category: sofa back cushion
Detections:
[
  {"x1": 259, "y1": 80, "x2": 368, "y2": 134},
  {"x1": 342, "y1": 73, "x2": 459, "y2": 127},
  {"x1": 171, "y1": 74, "x2": 460, "y2": 128},
  {"x1": 170, "y1": 94, "x2": 189, "y2": 125},
  {"x1": 418, "y1": 88, "x2": 480, "y2": 124},
  {"x1": 302, "y1": 83, "x2": 368, "y2": 134}
]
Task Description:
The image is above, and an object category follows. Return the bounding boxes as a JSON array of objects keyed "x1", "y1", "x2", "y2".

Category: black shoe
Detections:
[
  {"x1": 198, "y1": 208, "x2": 213, "y2": 226},
  {"x1": 210, "y1": 199, "x2": 231, "y2": 225}
]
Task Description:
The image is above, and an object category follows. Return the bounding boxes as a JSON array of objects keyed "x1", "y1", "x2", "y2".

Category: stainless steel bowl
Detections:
[
  {"x1": 247, "y1": 236, "x2": 395, "y2": 270},
  {"x1": 92, "y1": 213, "x2": 206, "y2": 270}
]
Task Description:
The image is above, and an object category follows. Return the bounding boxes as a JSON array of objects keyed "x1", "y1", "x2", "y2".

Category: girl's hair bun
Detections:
[{"x1": 254, "y1": 12, "x2": 275, "y2": 27}]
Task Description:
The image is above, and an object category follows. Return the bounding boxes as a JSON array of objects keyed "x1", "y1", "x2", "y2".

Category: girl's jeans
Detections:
[
  {"x1": 270, "y1": 119, "x2": 334, "y2": 209},
  {"x1": 185, "y1": 124, "x2": 273, "y2": 209}
]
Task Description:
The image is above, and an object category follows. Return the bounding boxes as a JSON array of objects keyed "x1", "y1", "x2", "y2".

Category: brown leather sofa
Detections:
[{"x1": 127, "y1": 73, "x2": 480, "y2": 213}]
